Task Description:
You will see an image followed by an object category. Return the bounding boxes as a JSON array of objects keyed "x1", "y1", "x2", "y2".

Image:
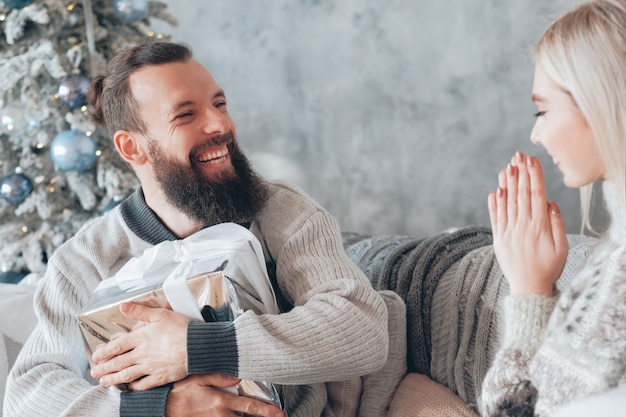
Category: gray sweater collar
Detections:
[
  {"x1": 119, "y1": 188, "x2": 252, "y2": 245},
  {"x1": 119, "y1": 188, "x2": 178, "y2": 245}
]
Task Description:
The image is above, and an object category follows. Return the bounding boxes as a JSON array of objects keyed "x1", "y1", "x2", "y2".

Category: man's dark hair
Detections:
[{"x1": 87, "y1": 41, "x2": 192, "y2": 134}]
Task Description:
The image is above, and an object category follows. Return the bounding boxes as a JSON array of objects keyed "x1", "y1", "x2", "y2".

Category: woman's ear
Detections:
[{"x1": 114, "y1": 130, "x2": 148, "y2": 165}]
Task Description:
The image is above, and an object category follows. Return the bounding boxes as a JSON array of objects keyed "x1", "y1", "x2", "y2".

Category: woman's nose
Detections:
[{"x1": 530, "y1": 124, "x2": 541, "y2": 145}]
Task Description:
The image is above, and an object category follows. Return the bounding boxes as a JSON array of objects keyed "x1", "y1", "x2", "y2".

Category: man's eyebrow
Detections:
[{"x1": 167, "y1": 100, "x2": 193, "y2": 118}]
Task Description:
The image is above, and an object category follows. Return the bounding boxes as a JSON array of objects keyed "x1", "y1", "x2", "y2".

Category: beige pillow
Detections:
[{"x1": 387, "y1": 373, "x2": 478, "y2": 417}]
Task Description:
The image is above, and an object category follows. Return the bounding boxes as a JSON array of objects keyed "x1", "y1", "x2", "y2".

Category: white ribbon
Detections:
[{"x1": 96, "y1": 223, "x2": 278, "y2": 318}]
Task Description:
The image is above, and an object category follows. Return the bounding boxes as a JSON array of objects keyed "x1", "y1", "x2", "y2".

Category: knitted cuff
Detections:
[
  {"x1": 187, "y1": 321, "x2": 238, "y2": 376},
  {"x1": 502, "y1": 294, "x2": 558, "y2": 352},
  {"x1": 120, "y1": 384, "x2": 171, "y2": 417}
]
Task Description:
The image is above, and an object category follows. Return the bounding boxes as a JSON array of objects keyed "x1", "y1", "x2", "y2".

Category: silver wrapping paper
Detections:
[{"x1": 78, "y1": 236, "x2": 283, "y2": 409}]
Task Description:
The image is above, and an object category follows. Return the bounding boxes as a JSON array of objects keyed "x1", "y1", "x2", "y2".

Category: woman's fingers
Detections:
[
  {"x1": 549, "y1": 201, "x2": 569, "y2": 255},
  {"x1": 488, "y1": 191, "x2": 498, "y2": 234},
  {"x1": 526, "y1": 155, "x2": 550, "y2": 224},
  {"x1": 514, "y1": 152, "x2": 532, "y2": 219},
  {"x1": 488, "y1": 169, "x2": 508, "y2": 235},
  {"x1": 505, "y1": 162, "x2": 518, "y2": 223}
]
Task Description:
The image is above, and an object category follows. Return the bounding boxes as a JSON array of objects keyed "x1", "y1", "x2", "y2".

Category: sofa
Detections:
[{"x1": 0, "y1": 226, "x2": 599, "y2": 416}]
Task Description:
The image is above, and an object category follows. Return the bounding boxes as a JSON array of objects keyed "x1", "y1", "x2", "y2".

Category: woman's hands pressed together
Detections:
[{"x1": 487, "y1": 151, "x2": 569, "y2": 296}]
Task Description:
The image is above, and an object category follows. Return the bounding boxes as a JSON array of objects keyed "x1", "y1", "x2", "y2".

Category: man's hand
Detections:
[
  {"x1": 487, "y1": 151, "x2": 568, "y2": 296},
  {"x1": 167, "y1": 374, "x2": 284, "y2": 417},
  {"x1": 90, "y1": 301, "x2": 189, "y2": 390}
]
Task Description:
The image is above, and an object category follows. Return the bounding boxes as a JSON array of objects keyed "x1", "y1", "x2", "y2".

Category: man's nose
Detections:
[{"x1": 202, "y1": 107, "x2": 230, "y2": 136}]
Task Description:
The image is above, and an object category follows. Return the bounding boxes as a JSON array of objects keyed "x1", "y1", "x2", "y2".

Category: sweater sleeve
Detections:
[
  {"x1": 3, "y1": 215, "x2": 172, "y2": 417},
  {"x1": 479, "y1": 293, "x2": 557, "y2": 416},
  {"x1": 3, "y1": 266, "x2": 124, "y2": 417},
  {"x1": 234, "y1": 209, "x2": 389, "y2": 385}
]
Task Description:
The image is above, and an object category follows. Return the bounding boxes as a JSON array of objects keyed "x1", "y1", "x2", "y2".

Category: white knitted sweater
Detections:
[
  {"x1": 3, "y1": 181, "x2": 389, "y2": 417},
  {"x1": 480, "y1": 181, "x2": 626, "y2": 416}
]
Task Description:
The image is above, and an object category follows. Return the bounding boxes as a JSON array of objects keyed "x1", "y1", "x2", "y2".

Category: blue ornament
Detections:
[
  {"x1": 0, "y1": 173, "x2": 33, "y2": 205},
  {"x1": 113, "y1": 0, "x2": 148, "y2": 23},
  {"x1": 0, "y1": 270, "x2": 27, "y2": 284},
  {"x1": 2, "y1": 0, "x2": 35, "y2": 9},
  {"x1": 57, "y1": 74, "x2": 91, "y2": 109},
  {"x1": 51, "y1": 130, "x2": 98, "y2": 172}
]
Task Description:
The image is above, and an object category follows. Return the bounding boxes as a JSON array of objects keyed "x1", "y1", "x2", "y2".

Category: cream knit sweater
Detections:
[
  {"x1": 480, "y1": 181, "x2": 626, "y2": 416},
  {"x1": 3, "y1": 181, "x2": 389, "y2": 417}
]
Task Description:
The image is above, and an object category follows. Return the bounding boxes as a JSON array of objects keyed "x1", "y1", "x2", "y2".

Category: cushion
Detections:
[
  {"x1": 0, "y1": 283, "x2": 37, "y2": 414},
  {"x1": 387, "y1": 373, "x2": 478, "y2": 417}
]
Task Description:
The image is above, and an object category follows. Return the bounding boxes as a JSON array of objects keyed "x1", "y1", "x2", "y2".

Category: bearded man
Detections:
[{"x1": 3, "y1": 42, "x2": 394, "y2": 417}]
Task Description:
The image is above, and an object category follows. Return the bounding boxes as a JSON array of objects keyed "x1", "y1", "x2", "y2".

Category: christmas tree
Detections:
[{"x1": 0, "y1": 0, "x2": 176, "y2": 284}]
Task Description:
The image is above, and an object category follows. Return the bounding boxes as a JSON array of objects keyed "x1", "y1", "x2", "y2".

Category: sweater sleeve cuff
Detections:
[
  {"x1": 187, "y1": 321, "x2": 238, "y2": 375},
  {"x1": 120, "y1": 384, "x2": 171, "y2": 417},
  {"x1": 502, "y1": 293, "x2": 558, "y2": 351}
]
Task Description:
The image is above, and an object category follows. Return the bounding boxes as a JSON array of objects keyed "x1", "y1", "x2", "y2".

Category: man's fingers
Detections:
[
  {"x1": 127, "y1": 372, "x2": 177, "y2": 391},
  {"x1": 91, "y1": 334, "x2": 136, "y2": 364},
  {"x1": 187, "y1": 373, "x2": 241, "y2": 388},
  {"x1": 235, "y1": 396, "x2": 283, "y2": 417},
  {"x1": 119, "y1": 302, "x2": 167, "y2": 323},
  {"x1": 91, "y1": 349, "x2": 138, "y2": 380},
  {"x1": 97, "y1": 363, "x2": 145, "y2": 387}
]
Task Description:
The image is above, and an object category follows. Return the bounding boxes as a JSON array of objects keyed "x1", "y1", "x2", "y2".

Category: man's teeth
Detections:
[{"x1": 198, "y1": 148, "x2": 228, "y2": 164}]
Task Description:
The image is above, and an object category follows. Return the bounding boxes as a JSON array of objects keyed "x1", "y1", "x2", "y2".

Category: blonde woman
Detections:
[{"x1": 480, "y1": 1, "x2": 626, "y2": 416}]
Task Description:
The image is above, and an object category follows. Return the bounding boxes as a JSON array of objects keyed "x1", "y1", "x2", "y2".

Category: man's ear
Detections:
[{"x1": 114, "y1": 130, "x2": 148, "y2": 165}]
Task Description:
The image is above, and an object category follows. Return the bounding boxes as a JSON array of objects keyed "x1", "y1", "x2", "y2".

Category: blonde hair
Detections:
[{"x1": 533, "y1": 0, "x2": 626, "y2": 233}]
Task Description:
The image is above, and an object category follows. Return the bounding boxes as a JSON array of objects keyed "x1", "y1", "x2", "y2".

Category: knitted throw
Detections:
[{"x1": 343, "y1": 226, "x2": 595, "y2": 412}]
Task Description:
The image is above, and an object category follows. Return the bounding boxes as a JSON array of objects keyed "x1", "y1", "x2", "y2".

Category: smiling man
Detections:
[{"x1": 3, "y1": 42, "x2": 391, "y2": 417}]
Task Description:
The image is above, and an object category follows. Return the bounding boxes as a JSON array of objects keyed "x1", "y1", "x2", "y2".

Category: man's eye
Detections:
[
  {"x1": 215, "y1": 101, "x2": 227, "y2": 108},
  {"x1": 533, "y1": 111, "x2": 546, "y2": 118},
  {"x1": 177, "y1": 112, "x2": 193, "y2": 118}
]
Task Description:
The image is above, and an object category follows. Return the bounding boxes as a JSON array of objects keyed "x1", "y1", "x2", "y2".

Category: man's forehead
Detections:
[{"x1": 129, "y1": 60, "x2": 222, "y2": 106}]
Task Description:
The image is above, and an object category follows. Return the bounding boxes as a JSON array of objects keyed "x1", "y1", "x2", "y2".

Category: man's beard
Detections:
[{"x1": 149, "y1": 133, "x2": 269, "y2": 226}]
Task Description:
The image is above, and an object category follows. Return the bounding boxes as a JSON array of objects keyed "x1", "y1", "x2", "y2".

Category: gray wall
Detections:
[{"x1": 152, "y1": 0, "x2": 582, "y2": 237}]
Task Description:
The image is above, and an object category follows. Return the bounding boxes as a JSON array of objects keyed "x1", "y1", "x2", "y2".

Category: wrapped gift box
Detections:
[{"x1": 77, "y1": 223, "x2": 282, "y2": 409}]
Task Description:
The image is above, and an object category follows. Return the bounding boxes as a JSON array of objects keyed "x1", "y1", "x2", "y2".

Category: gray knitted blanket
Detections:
[{"x1": 342, "y1": 226, "x2": 595, "y2": 410}]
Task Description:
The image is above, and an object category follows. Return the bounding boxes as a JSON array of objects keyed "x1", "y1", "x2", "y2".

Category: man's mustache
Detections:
[{"x1": 192, "y1": 132, "x2": 234, "y2": 156}]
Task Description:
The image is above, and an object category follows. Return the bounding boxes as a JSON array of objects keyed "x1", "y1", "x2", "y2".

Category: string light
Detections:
[
  {"x1": 95, "y1": 149, "x2": 102, "y2": 157},
  {"x1": 21, "y1": 226, "x2": 28, "y2": 233}
]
